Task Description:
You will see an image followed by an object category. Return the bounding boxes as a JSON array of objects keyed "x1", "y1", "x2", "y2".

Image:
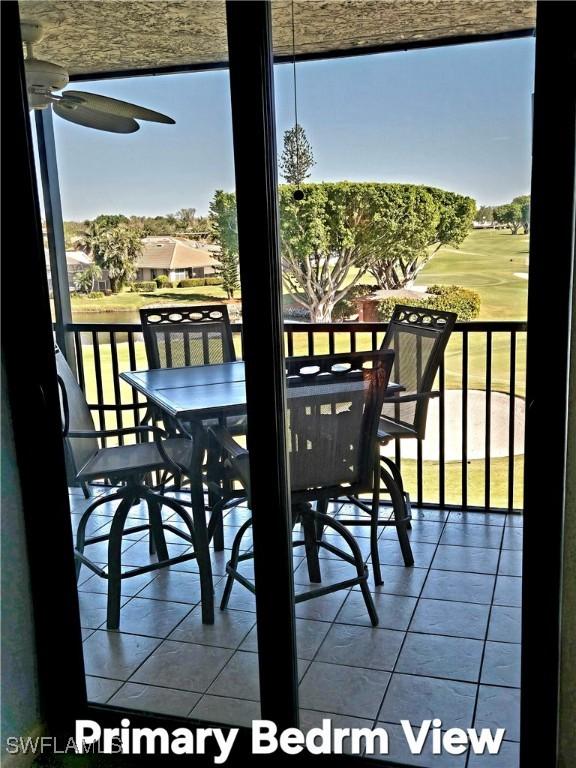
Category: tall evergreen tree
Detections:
[{"x1": 279, "y1": 125, "x2": 315, "y2": 185}]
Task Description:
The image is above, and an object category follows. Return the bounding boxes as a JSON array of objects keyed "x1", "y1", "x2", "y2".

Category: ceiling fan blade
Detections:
[
  {"x1": 53, "y1": 100, "x2": 139, "y2": 133},
  {"x1": 63, "y1": 90, "x2": 175, "y2": 124}
]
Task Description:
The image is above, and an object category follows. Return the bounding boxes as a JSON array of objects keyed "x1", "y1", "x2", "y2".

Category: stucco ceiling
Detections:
[{"x1": 19, "y1": 0, "x2": 536, "y2": 78}]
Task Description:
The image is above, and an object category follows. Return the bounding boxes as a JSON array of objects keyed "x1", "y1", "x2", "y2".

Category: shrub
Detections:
[
  {"x1": 157, "y1": 280, "x2": 174, "y2": 289},
  {"x1": 85, "y1": 291, "x2": 105, "y2": 299},
  {"x1": 178, "y1": 278, "x2": 205, "y2": 287},
  {"x1": 376, "y1": 284, "x2": 480, "y2": 321},
  {"x1": 176, "y1": 277, "x2": 225, "y2": 288},
  {"x1": 332, "y1": 285, "x2": 379, "y2": 321},
  {"x1": 131, "y1": 281, "x2": 157, "y2": 292},
  {"x1": 155, "y1": 274, "x2": 169, "y2": 286},
  {"x1": 426, "y1": 284, "x2": 481, "y2": 320}
]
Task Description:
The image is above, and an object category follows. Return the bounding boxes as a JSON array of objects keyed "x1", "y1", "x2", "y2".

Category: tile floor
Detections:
[{"x1": 72, "y1": 488, "x2": 522, "y2": 768}]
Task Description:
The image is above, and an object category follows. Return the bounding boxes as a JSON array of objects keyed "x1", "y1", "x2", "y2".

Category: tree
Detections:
[
  {"x1": 513, "y1": 195, "x2": 531, "y2": 234},
  {"x1": 279, "y1": 182, "x2": 387, "y2": 321},
  {"x1": 475, "y1": 205, "x2": 495, "y2": 224},
  {"x1": 364, "y1": 185, "x2": 441, "y2": 290},
  {"x1": 91, "y1": 225, "x2": 142, "y2": 293},
  {"x1": 280, "y1": 182, "x2": 476, "y2": 321},
  {"x1": 209, "y1": 191, "x2": 240, "y2": 299},
  {"x1": 493, "y1": 196, "x2": 530, "y2": 235},
  {"x1": 76, "y1": 214, "x2": 129, "y2": 256},
  {"x1": 175, "y1": 208, "x2": 197, "y2": 230},
  {"x1": 279, "y1": 124, "x2": 315, "y2": 185},
  {"x1": 74, "y1": 264, "x2": 102, "y2": 294}
]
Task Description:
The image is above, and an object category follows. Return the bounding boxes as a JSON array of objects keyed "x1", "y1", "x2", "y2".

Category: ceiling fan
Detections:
[{"x1": 21, "y1": 20, "x2": 176, "y2": 133}]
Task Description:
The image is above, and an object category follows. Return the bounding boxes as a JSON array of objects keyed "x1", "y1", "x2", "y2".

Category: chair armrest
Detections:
[
  {"x1": 208, "y1": 425, "x2": 251, "y2": 492},
  {"x1": 68, "y1": 424, "x2": 190, "y2": 476},
  {"x1": 381, "y1": 390, "x2": 440, "y2": 404},
  {"x1": 67, "y1": 425, "x2": 170, "y2": 440},
  {"x1": 208, "y1": 425, "x2": 249, "y2": 460}
]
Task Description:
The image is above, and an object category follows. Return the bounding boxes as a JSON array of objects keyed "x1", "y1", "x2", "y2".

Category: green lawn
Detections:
[
  {"x1": 70, "y1": 285, "x2": 229, "y2": 314},
  {"x1": 415, "y1": 227, "x2": 529, "y2": 321}
]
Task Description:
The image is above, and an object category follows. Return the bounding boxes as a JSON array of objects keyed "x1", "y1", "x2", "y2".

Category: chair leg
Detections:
[
  {"x1": 106, "y1": 492, "x2": 135, "y2": 630},
  {"x1": 220, "y1": 518, "x2": 252, "y2": 610},
  {"x1": 146, "y1": 495, "x2": 169, "y2": 561},
  {"x1": 315, "y1": 499, "x2": 327, "y2": 542},
  {"x1": 380, "y1": 463, "x2": 414, "y2": 567},
  {"x1": 300, "y1": 505, "x2": 321, "y2": 584},
  {"x1": 316, "y1": 511, "x2": 379, "y2": 627},
  {"x1": 75, "y1": 490, "x2": 124, "y2": 581},
  {"x1": 381, "y1": 455, "x2": 412, "y2": 529},
  {"x1": 370, "y1": 461, "x2": 383, "y2": 586},
  {"x1": 81, "y1": 482, "x2": 92, "y2": 499}
]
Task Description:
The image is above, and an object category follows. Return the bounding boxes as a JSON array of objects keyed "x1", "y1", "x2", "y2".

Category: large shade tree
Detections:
[{"x1": 279, "y1": 182, "x2": 475, "y2": 321}]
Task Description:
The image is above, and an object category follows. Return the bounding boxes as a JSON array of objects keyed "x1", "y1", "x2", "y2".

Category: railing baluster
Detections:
[
  {"x1": 350, "y1": 330, "x2": 356, "y2": 353},
  {"x1": 128, "y1": 330, "x2": 140, "y2": 430},
  {"x1": 484, "y1": 331, "x2": 493, "y2": 510},
  {"x1": 287, "y1": 330, "x2": 294, "y2": 357},
  {"x1": 91, "y1": 329, "x2": 106, "y2": 440},
  {"x1": 439, "y1": 356, "x2": 446, "y2": 507},
  {"x1": 74, "y1": 330, "x2": 85, "y2": 392},
  {"x1": 508, "y1": 331, "x2": 517, "y2": 513},
  {"x1": 417, "y1": 440, "x2": 423, "y2": 506},
  {"x1": 307, "y1": 330, "x2": 314, "y2": 356},
  {"x1": 110, "y1": 331, "x2": 124, "y2": 443},
  {"x1": 328, "y1": 330, "x2": 335, "y2": 355},
  {"x1": 462, "y1": 331, "x2": 469, "y2": 509}
]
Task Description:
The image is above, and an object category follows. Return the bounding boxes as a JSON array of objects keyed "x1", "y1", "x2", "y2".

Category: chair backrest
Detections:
[
  {"x1": 139, "y1": 305, "x2": 236, "y2": 369},
  {"x1": 285, "y1": 350, "x2": 395, "y2": 499},
  {"x1": 379, "y1": 304, "x2": 456, "y2": 439},
  {"x1": 54, "y1": 346, "x2": 99, "y2": 480}
]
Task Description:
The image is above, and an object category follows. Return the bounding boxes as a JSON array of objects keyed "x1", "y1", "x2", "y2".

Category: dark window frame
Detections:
[{"x1": 2, "y1": 1, "x2": 574, "y2": 765}]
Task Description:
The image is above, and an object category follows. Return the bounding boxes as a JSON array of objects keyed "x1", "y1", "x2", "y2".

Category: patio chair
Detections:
[
  {"x1": 139, "y1": 304, "x2": 246, "y2": 540},
  {"x1": 139, "y1": 304, "x2": 236, "y2": 369},
  {"x1": 340, "y1": 305, "x2": 456, "y2": 585},
  {"x1": 139, "y1": 303, "x2": 246, "y2": 437},
  {"x1": 55, "y1": 346, "x2": 214, "y2": 630},
  {"x1": 210, "y1": 349, "x2": 395, "y2": 626}
]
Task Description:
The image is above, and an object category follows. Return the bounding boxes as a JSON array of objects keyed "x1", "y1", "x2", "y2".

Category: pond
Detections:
[{"x1": 73, "y1": 310, "x2": 142, "y2": 325}]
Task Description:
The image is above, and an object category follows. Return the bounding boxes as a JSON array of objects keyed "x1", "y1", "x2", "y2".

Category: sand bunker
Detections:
[{"x1": 381, "y1": 389, "x2": 525, "y2": 461}]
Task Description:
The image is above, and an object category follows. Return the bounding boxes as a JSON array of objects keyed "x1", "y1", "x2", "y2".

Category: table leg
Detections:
[
  {"x1": 207, "y1": 422, "x2": 225, "y2": 552},
  {"x1": 185, "y1": 421, "x2": 215, "y2": 624}
]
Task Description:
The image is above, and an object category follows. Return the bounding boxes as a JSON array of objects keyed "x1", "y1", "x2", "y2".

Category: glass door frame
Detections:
[{"x1": 4, "y1": 1, "x2": 575, "y2": 765}]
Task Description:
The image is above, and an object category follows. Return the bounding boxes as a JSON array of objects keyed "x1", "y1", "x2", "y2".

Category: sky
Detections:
[{"x1": 48, "y1": 36, "x2": 535, "y2": 221}]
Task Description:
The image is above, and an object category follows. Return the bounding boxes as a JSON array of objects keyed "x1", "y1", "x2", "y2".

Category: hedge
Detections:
[
  {"x1": 178, "y1": 277, "x2": 224, "y2": 288},
  {"x1": 131, "y1": 281, "x2": 156, "y2": 292},
  {"x1": 157, "y1": 280, "x2": 174, "y2": 289},
  {"x1": 155, "y1": 275, "x2": 170, "y2": 286},
  {"x1": 85, "y1": 291, "x2": 105, "y2": 299},
  {"x1": 377, "y1": 284, "x2": 480, "y2": 321}
]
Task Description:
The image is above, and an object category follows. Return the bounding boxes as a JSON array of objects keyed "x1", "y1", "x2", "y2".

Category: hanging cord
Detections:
[{"x1": 291, "y1": 0, "x2": 304, "y2": 200}]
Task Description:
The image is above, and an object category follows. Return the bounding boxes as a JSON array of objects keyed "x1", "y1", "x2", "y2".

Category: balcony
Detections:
[{"x1": 67, "y1": 319, "x2": 523, "y2": 766}]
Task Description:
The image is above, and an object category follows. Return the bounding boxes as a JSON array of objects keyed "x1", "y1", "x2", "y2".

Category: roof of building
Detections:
[{"x1": 137, "y1": 237, "x2": 220, "y2": 270}]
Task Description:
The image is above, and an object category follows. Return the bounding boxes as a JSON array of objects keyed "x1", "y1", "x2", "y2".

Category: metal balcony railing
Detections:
[{"x1": 66, "y1": 320, "x2": 527, "y2": 514}]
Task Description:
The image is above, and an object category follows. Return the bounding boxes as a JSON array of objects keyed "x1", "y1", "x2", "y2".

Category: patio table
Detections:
[{"x1": 120, "y1": 361, "x2": 403, "y2": 624}]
